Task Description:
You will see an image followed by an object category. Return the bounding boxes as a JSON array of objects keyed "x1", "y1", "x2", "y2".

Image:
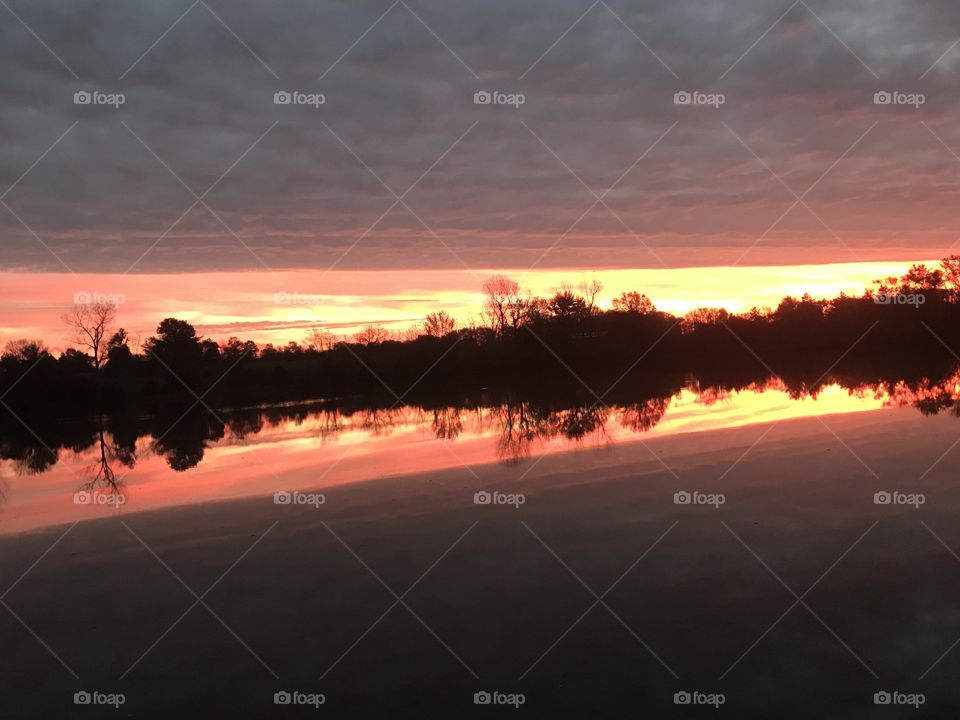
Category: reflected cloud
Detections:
[{"x1": 5, "y1": 362, "x2": 960, "y2": 534}]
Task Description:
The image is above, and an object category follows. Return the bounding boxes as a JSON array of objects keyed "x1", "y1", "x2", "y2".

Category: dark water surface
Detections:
[{"x1": 2, "y1": 376, "x2": 960, "y2": 717}]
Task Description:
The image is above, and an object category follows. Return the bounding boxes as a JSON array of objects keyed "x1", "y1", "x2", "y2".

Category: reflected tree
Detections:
[
  {"x1": 495, "y1": 400, "x2": 539, "y2": 463},
  {"x1": 556, "y1": 405, "x2": 609, "y2": 440},
  {"x1": 617, "y1": 398, "x2": 669, "y2": 433},
  {"x1": 78, "y1": 416, "x2": 132, "y2": 497},
  {"x1": 431, "y1": 407, "x2": 463, "y2": 440},
  {"x1": 152, "y1": 411, "x2": 224, "y2": 471},
  {"x1": 13, "y1": 361, "x2": 960, "y2": 482}
]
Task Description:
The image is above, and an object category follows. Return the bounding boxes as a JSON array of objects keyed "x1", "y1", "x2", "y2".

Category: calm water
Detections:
[
  {"x1": 0, "y1": 377, "x2": 924, "y2": 534},
  {"x1": 5, "y1": 375, "x2": 960, "y2": 717}
]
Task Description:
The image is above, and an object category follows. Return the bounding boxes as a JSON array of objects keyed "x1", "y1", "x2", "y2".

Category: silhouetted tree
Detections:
[
  {"x1": 306, "y1": 328, "x2": 336, "y2": 351},
  {"x1": 106, "y1": 329, "x2": 131, "y2": 360},
  {"x1": 424, "y1": 311, "x2": 455, "y2": 338},
  {"x1": 354, "y1": 325, "x2": 389, "y2": 345},
  {"x1": 61, "y1": 302, "x2": 116, "y2": 369},
  {"x1": 579, "y1": 279, "x2": 603, "y2": 314},
  {"x1": 59, "y1": 348, "x2": 94, "y2": 373},
  {"x1": 683, "y1": 307, "x2": 729, "y2": 332},
  {"x1": 482, "y1": 275, "x2": 528, "y2": 335},
  {"x1": 612, "y1": 291, "x2": 656, "y2": 314},
  {"x1": 221, "y1": 336, "x2": 258, "y2": 364},
  {"x1": 902, "y1": 263, "x2": 943, "y2": 290},
  {"x1": 940, "y1": 255, "x2": 960, "y2": 300},
  {"x1": 394, "y1": 326, "x2": 421, "y2": 342},
  {"x1": 13, "y1": 255, "x2": 960, "y2": 427},
  {"x1": 548, "y1": 290, "x2": 588, "y2": 320},
  {"x1": 2, "y1": 339, "x2": 48, "y2": 364},
  {"x1": 144, "y1": 318, "x2": 203, "y2": 385}
]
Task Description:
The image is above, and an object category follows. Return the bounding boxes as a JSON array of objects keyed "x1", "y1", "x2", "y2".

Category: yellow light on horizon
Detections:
[{"x1": 0, "y1": 259, "x2": 935, "y2": 348}]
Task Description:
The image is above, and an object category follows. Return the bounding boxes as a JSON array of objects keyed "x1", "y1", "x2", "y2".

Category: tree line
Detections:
[{"x1": 3, "y1": 257, "x2": 960, "y2": 420}]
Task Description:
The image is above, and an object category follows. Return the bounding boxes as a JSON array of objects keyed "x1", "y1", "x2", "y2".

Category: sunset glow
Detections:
[
  {"x1": 10, "y1": 1, "x2": 960, "y2": 713},
  {"x1": 0, "y1": 260, "x2": 932, "y2": 349}
]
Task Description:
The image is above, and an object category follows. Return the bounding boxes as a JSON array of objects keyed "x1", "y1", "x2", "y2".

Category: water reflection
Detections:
[
  {"x1": 154, "y1": 412, "x2": 225, "y2": 472},
  {"x1": 77, "y1": 417, "x2": 132, "y2": 498},
  {"x1": 3, "y1": 367, "x2": 960, "y2": 479},
  {"x1": 2, "y1": 366, "x2": 960, "y2": 532}
]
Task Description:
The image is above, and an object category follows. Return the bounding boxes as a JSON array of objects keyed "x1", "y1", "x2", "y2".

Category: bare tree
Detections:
[
  {"x1": 62, "y1": 302, "x2": 117, "y2": 368},
  {"x1": 397, "y1": 325, "x2": 421, "y2": 342},
  {"x1": 579, "y1": 279, "x2": 603, "y2": 313},
  {"x1": 354, "y1": 324, "x2": 389, "y2": 345},
  {"x1": 79, "y1": 416, "x2": 131, "y2": 498},
  {"x1": 423, "y1": 311, "x2": 455, "y2": 338},
  {"x1": 482, "y1": 275, "x2": 528, "y2": 334},
  {"x1": 682, "y1": 307, "x2": 729, "y2": 333},
  {"x1": 2, "y1": 339, "x2": 48, "y2": 363},
  {"x1": 305, "y1": 328, "x2": 336, "y2": 352}
]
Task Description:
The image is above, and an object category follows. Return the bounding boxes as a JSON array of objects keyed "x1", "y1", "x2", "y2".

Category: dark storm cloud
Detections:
[{"x1": 1, "y1": 0, "x2": 960, "y2": 272}]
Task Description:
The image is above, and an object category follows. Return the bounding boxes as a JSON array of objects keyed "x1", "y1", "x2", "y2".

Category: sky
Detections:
[
  {"x1": 2, "y1": 0, "x2": 960, "y2": 343},
  {"x1": 0, "y1": 261, "x2": 934, "y2": 350}
]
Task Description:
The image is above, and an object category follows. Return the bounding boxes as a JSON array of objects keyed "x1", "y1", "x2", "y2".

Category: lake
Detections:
[
  {"x1": 2, "y1": 375, "x2": 959, "y2": 716},
  {"x1": 0, "y1": 378, "x2": 893, "y2": 534}
]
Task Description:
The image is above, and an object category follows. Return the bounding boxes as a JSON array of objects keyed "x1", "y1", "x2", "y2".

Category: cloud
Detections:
[
  {"x1": 1, "y1": 0, "x2": 959, "y2": 273},
  {"x1": 194, "y1": 317, "x2": 405, "y2": 337}
]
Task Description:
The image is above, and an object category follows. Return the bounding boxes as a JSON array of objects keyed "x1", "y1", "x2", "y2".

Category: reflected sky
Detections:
[{"x1": 0, "y1": 380, "x2": 895, "y2": 534}]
